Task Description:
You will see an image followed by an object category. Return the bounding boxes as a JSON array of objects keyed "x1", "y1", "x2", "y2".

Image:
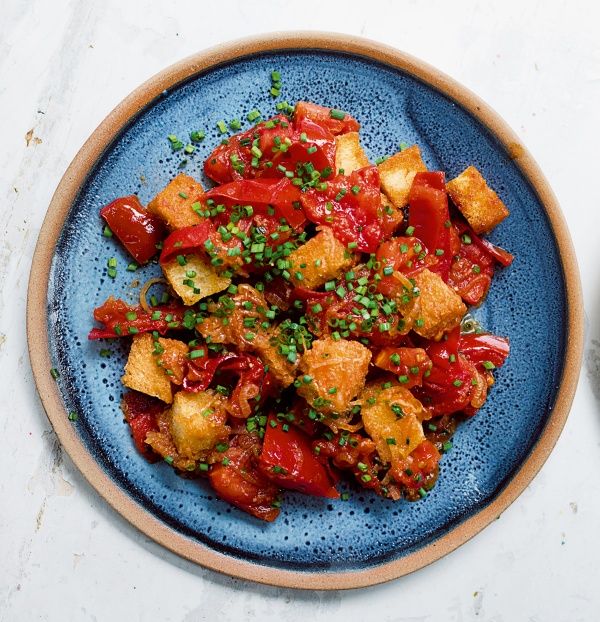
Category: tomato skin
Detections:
[
  {"x1": 408, "y1": 172, "x2": 452, "y2": 281},
  {"x1": 413, "y1": 327, "x2": 478, "y2": 416},
  {"x1": 287, "y1": 117, "x2": 337, "y2": 174},
  {"x1": 101, "y1": 196, "x2": 165, "y2": 264},
  {"x1": 459, "y1": 333, "x2": 510, "y2": 368},
  {"x1": 301, "y1": 166, "x2": 383, "y2": 252},
  {"x1": 201, "y1": 177, "x2": 307, "y2": 232},
  {"x1": 293, "y1": 101, "x2": 360, "y2": 135},
  {"x1": 258, "y1": 414, "x2": 340, "y2": 498},
  {"x1": 88, "y1": 298, "x2": 189, "y2": 339},
  {"x1": 209, "y1": 441, "x2": 282, "y2": 522},
  {"x1": 204, "y1": 114, "x2": 295, "y2": 184},
  {"x1": 159, "y1": 220, "x2": 212, "y2": 265},
  {"x1": 373, "y1": 346, "x2": 431, "y2": 388},
  {"x1": 391, "y1": 440, "x2": 441, "y2": 490},
  {"x1": 183, "y1": 352, "x2": 276, "y2": 419}
]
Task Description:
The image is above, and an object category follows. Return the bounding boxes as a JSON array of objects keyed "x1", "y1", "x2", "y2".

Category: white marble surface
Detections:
[{"x1": 2, "y1": 1, "x2": 600, "y2": 620}]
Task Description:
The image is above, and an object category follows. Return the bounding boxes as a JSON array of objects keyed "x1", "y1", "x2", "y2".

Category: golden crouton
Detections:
[
  {"x1": 167, "y1": 390, "x2": 229, "y2": 460},
  {"x1": 122, "y1": 333, "x2": 189, "y2": 404},
  {"x1": 446, "y1": 165, "x2": 510, "y2": 234},
  {"x1": 196, "y1": 284, "x2": 298, "y2": 387},
  {"x1": 335, "y1": 132, "x2": 370, "y2": 174},
  {"x1": 377, "y1": 145, "x2": 428, "y2": 209},
  {"x1": 147, "y1": 173, "x2": 206, "y2": 230},
  {"x1": 360, "y1": 383, "x2": 426, "y2": 461},
  {"x1": 162, "y1": 253, "x2": 230, "y2": 306},
  {"x1": 287, "y1": 227, "x2": 358, "y2": 289},
  {"x1": 402, "y1": 268, "x2": 466, "y2": 340},
  {"x1": 297, "y1": 337, "x2": 371, "y2": 416}
]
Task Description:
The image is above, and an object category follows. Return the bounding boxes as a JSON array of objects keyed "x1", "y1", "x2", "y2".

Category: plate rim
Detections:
[{"x1": 26, "y1": 31, "x2": 584, "y2": 590}]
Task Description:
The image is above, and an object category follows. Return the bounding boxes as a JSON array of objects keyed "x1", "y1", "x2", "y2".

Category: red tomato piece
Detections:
[
  {"x1": 100, "y1": 196, "x2": 165, "y2": 264},
  {"x1": 375, "y1": 236, "x2": 427, "y2": 298},
  {"x1": 209, "y1": 442, "x2": 282, "y2": 522},
  {"x1": 301, "y1": 166, "x2": 383, "y2": 252},
  {"x1": 183, "y1": 352, "x2": 276, "y2": 418},
  {"x1": 203, "y1": 115, "x2": 296, "y2": 184},
  {"x1": 459, "y1": 333, "x2": 510, "y2": 368},
  {"x1": 159, "y1": 220, "x2": 212, "y2": 265},
  {"x1": 121, "y1": 391, "x2": 165, "y2": 463},
  {"x1": 201, "y1": 177, "x2": 307, "y2": 232},
  {"x1": 258, "y1": 414, "x2": 340, "y2": 498},
  {"x1": 412, "y1": 327, "x2": 479, "y2": 416},
  {"x1": 391, "y1": 440, "x2": 441, "y2": 490},
  {"x1": 88, "y1": 298, "x2": 189, "y2": 339},
  {"x1": 293, "y1": 101, "x2": 360, "y2": 135},
  {"x1": 287, "y1": 117, "x2": 337, "y2": 175},
  {"x1": 373, "y1": 346, "x2": 432, "y2": 388}
]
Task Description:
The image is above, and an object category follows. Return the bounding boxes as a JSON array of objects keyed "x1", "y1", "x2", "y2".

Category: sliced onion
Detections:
[{"x1": 139, "y1": 277, "x2": 168, "y2": 311}]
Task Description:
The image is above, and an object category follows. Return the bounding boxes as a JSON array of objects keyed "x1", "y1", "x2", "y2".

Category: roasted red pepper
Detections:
[
  {"x1": 101, "y1": 196, "x2": 165, "y2": 264},
  {"x1": 453, "y1": 219, "x2": 514, "y2": 267},
  {"x1": 408, "y1": 172, "x2": 452, "y2": 282},
  {"x1": 258, "y1": 414, "x2": 340, "y2": 498},
  {"x1": 301, "y1": 166, "x2": 383, "y2": 252},
  {"x1": 88, "y1": 298, "x2": 189, "y2": 339}
]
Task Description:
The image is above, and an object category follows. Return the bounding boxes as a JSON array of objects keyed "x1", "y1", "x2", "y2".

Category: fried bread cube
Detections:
[
  {"x1": 196, "y1": 284, "x2": 298, "y2": 387},
  {"x1": 147, "y1": 173, "x2": 206, "y2": 230},
  {"x1": 402, "y1": 268, "x2": 466, "y2": 341},
  {"x1": 287, "y1": 227, "x2": 358, "y2": 289},
  {"x1": 122, "y1": 333, "x2": 189, "y2": 404},
  {"x1": 360, "y1": 382, "x2": 426, "y2": 461},
  {"x1": 297, "y1": 337, "x2": 371, "y2": 416},
  {"x1": 162, "y1": 253, "x2": 230, "y2": 306},
  {"x1": 446, "y1": 165, "x2": 510, "y2": 234},
  {"x1": 167, "y1": 389, "x2": 229, "y2": 460},
  {"x1": 335, "y1": 132, "x2": 370, "y2": 174},
  {"x1": 377, "y1": 145, "x2": 428, "y2": 209}
]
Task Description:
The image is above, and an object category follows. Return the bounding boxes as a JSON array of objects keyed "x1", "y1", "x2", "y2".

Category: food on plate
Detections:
[{"x1": 90, "y1": 99, "x2": 513, "y2": 521}]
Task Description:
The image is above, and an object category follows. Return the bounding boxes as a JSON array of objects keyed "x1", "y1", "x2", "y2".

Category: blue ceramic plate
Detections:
[{"x1": 28, "y1": 34, "x2": 583, "y2": 589}]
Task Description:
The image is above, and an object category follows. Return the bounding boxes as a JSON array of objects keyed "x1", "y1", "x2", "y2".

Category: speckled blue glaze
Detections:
[{"x1": 47, "y1": 50, "x2": 566, "y2": 573}]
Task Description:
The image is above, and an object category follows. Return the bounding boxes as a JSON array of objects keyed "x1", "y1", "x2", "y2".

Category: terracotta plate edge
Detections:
[{"x1": 26, "y1": 31, "x2": 584, "y2": 590}]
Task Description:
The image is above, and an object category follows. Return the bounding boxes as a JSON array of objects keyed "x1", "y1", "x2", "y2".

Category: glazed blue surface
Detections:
[{"x1": 47, "y1": 50, "x2": 566, "y2": 573}]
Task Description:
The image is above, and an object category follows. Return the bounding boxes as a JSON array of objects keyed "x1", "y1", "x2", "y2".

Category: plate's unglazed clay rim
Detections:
[{"x1": 27, "y1": 32, "x2": 584, "y2": 590}]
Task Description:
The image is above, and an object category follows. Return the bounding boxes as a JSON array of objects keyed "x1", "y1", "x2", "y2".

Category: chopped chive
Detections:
[{"x1": 329, "y1": 108, "x2": 346, "y2": 120}]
